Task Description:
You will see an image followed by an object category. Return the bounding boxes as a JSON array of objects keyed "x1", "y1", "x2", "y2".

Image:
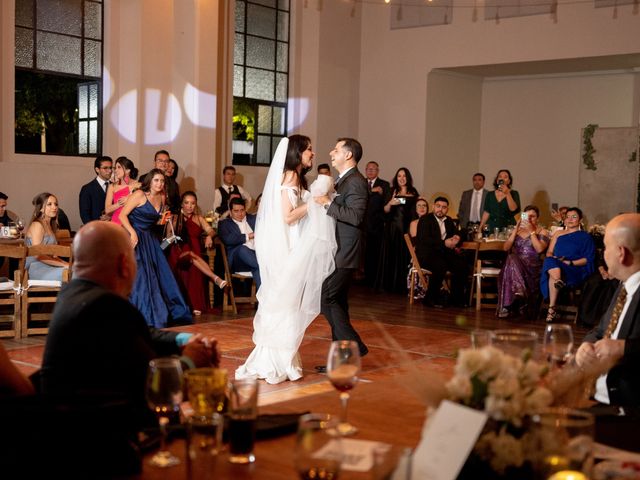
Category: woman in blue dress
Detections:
[
  {"x1": 24, "y1": 192, "x2": 70, "y2": 281},
  {"x1": 540, "y1": 207, "x2": 595, "y2": 322},
  {"x1": 120, "y1": 169, "x2": 192, "y2": 328}
]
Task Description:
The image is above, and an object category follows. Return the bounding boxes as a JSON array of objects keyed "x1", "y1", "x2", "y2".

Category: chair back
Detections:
[
  {"x1": 0, "y1": 244, "x2": 27, "y2": 339},
  {"x1": 403, "y1": 234, "x2": 431, "y2": 293},
  {"x1": 215, "y1": 237, "x2": 257, "y2": 314}
]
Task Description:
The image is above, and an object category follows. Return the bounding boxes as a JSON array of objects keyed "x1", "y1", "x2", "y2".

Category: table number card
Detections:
[{"x1": 410, "y1": 400, "x2": 488, "y2": 480}]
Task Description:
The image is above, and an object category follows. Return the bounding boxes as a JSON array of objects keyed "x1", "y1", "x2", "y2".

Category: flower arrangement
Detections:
[{"x1": 446, "y1": 346, "x2": 553, "y2": 475}]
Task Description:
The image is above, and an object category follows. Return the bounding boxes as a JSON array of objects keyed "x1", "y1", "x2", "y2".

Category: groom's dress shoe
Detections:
[{"x1": 314, "y1": 365, "x2": 327, "y2": 373}]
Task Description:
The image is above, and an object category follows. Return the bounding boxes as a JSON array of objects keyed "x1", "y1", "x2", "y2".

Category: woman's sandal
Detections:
[
  {"x1": 546, "y1": 306, "x2": 557, "y2": 323},
  {"x1": 214, "y1": 276, "x2": 228, "y2": 289}
]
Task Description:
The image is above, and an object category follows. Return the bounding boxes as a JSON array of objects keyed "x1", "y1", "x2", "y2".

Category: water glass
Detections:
[
  {"x1": 184, "y1": 368, "x2": 228, "y2": 415},
  {"x1": 187, "y1": 412, "x2": 224, "y2": 474},
  {"x1": 543, "y1": 325, "x2": 574, "y2": 369},
  {"x1": 470, "y1": 329, "x2": 492, "y2": 349},
  {"x1": 295, "y1": 413, "x2": 342, "y2": 480},
  {"x1": 227, "y1": 378, "x2": 259, "y2": 464},
  {"x1": 490, "y1": 329, "x2": 538, "y2": 358}
]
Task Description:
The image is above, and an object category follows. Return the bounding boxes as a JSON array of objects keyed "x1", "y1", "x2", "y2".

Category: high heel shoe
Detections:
[
  {"x1": 214, "y1": 276, "x2": 228, "y2": 289},
  {"x1": 546, "y1": 306, "x2": 557, "y2": 323}
]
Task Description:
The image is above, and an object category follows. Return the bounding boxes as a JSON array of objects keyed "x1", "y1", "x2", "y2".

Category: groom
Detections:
[{"x1": 315, "y1": 138, "x2": 369, "y2": 360}]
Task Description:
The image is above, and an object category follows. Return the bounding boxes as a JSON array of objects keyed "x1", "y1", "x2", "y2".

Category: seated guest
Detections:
[
  {"x1": 168, "y1": 191, "x2": 227, "y2": 316},
  {"x1": 25, "y1": 192, "x2": 70, "y2": 281},
  {"x1": 214, "y1": 166, "x2": 253, "y2": 220},
  {"x1": 0, "y1": 343, "x2": 34, "y2": 397},
  {"x1": 496, "y1": 205, "x2": 550, "y2": 318},
  {"x1": 0, "y1": 191, "x2": 16, "y2": 226},
  {"x1": 479, "y1": 169, "x2": 521, "y2": 233},
  {"x1": 105, "y1": 156, "x2": 140, "y2": 225},
  {"x1": 317, "y1": 163, "x2": 331, "y2": 176},
  {"x1": 409, "y1": 197, "x2": 429, "y2": 239},
  {"x1": 541, "y1": 207, "x2": 595, "y2": 322},
  {"x1": 575, "y1": 213, "x2": 640, "y2": 406},
  {"x1": 218, "y1": 197, "x2": 261, "y2": 289},
  {"x1": 40, "y1": 221, "x2": 220, "y2": 421},
  {"x1": 415, "y1": 196, "x2": 467, "y2": 308},
  {"x1": 551, "y1": 205, "x2": 569, "y2": 228},
  {"x1": 78, "y1": 155, "x2": 112, "y2": 224}
]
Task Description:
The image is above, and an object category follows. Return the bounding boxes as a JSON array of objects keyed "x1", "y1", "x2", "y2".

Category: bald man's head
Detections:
[
  {"x1": 72, "y1": 221, "x2": 137, "y2": 297},
  {"x1": 604, "y1": 213, "x2": 640, "y2": 282}
]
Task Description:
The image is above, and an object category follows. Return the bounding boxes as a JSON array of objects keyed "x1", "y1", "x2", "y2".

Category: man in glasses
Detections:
[{"x1": 79, "y1": 155, "x2": 113, "y2": 224}]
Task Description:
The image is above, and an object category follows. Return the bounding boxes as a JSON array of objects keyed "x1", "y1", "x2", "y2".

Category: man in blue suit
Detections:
[
  {"x1": 218, "y1": 197, "x2": 261, "y2": 289},
  {"x1": 79, "y1": 155, "x2": 112, "y2": 224}
]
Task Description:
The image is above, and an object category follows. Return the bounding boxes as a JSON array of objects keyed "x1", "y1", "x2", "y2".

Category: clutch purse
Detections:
[{"x1": 160, "y1": 219, "x2": 181, "y2": 250}]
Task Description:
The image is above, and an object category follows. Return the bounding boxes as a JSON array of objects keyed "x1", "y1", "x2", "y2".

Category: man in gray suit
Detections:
[
  {"x1": 457, "y1": 172, "x2": 488, "y2": 232},
  {"x1": 315, "y1": 138, "x2": 369, "y2": 359}
]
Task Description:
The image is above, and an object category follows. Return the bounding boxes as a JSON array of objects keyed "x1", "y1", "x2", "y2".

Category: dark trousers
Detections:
[
  {"x1": 321, "y1": 268, "x2": 368, "y2": 356},
  {"x1": 231, "y1": 246, "x2": 261, "y2": 290},
  {"x1": 422, "y1": 250, "x2": 468, "y2": 305}
]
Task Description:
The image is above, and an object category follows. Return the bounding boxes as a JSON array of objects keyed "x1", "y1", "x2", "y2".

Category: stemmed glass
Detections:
[
  {"x1": 543, "y1": 324, "x2": 574, "y2": 368},
  {"x1": 16, "y1": 219, "x2": 25, "y2": 238},
  {"x1": 146, "y1": 357, "x2": 184, "y2": 468},
  {"x1": 327, "y1": 340, "x2": 361, "y2": 436}
]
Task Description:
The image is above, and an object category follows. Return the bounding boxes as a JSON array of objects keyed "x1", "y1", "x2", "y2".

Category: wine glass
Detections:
[
  {"x1": 295, "y1": 413, "x2": 342, "y2": 479},
  {"x1": 146, "y1": 357, "x2": 184, "y2": 468},
  {"x1": 543, "y1": 324, "x2": 574, "y2": 368},
  {"x1": 16, "y1": 219, "x2": 25, "y2": 238},
  {"x1": 326, "y1": 340, "x2": 361, "y2": 436}
]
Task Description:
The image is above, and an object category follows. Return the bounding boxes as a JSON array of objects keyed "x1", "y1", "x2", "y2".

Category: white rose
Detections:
[
  {"x1": 446, "y1": 374, "x2": 473, "y2": 400},
  {"x1": 524, "y1": 387, "x2": 553, "y2": 414}
]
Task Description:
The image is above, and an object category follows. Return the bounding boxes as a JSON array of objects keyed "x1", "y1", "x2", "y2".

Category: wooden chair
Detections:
[
  {"x1": 216, "y1": 238, "x2": 257, "y2": 314},
  {"x1": 468, "y1": 241, "x2": 505, "y2": 311},
  {"x1": 403, "y1": 234, "x2": 431, "y2": 305},
  {"x1": 0, "y1": 245, "x2": 27, "y2": 339},
  {"x1": 21, "y1": 244, "x2": 72, "y2": 337}
]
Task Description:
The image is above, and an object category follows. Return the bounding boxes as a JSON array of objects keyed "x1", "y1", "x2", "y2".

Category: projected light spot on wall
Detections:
[{"x1": 183, "y1": 83, "x2": 217, "y2": 129}]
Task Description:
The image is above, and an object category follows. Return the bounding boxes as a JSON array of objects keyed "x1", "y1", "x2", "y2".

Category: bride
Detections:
[{"x1": 235, "y1": 135, "x2": 337, "y2": 384}]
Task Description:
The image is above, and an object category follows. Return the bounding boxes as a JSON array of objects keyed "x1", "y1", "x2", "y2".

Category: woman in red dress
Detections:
[{"x1": 168, "y1": 191, "x2": 227, "y2": 315}]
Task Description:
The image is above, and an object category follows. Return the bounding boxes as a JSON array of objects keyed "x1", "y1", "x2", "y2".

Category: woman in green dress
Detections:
[{"x1": 479, "y1": 169, "x2": 521, "y2": 233}]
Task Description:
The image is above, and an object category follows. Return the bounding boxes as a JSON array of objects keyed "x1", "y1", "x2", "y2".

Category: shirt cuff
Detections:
[{"x1": 175, "y1": 333, "x2": 192, "y2": 347}]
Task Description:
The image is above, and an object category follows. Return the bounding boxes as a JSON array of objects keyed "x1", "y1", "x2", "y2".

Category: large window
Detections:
[
  {"x1": 14, "y1": 0, "x2": 103, "y2": 156},
  {"x1": 233, "y1": 0, "x2": 289, "y2": 166}
]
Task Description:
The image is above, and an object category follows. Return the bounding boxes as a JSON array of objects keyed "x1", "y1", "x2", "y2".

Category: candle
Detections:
[{"x1": 547, "y1": 471, "x2": 587, "y2": 480}]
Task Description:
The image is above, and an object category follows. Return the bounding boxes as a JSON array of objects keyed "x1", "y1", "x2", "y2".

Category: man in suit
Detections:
[
  {"x1": 363, "y1": 161, "x2": 390, "y2": 286},
  {"x1": 315, "y1": 138, "x2": 369, "y2": 358},
  {"x1": 40, "y1": 221, "x2": 220, "y2": 419},
  {"x1": 213, "y1": 166, "x2": 253, "y2": 220},
  {"x1": 78, "y1": 155, "x2": 112, "y2": 224},
  {"x1": 576, "y1": 213, "x2": 640, "y2": 406},
  {"x1": 416, "y1": 196, "x2": 468, "y2": 308},
  {"x1": 139, "y1": 150, "x2": 181, "y2": 214},
  {"x1": 457, "y1": 172, "x2": 488, "y2": 234},
  {"x1": 217, "y1": 197, "x2": 261, "y2": 289}
]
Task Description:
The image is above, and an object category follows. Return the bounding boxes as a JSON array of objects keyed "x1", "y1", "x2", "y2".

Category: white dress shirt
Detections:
[
  {"x1": 213, "y1": 184, "x2": 253, "y2": 218},
  {"x1": 96, "y1": 177, "x2": 109, "y2": 192},
  {"x1": 232, "y1": 217, "x2": 255, "y2": 250},
  {"x1": 470, "y1": 188, "x2": 483, "y2": 223},
  {"x1": 436, "y1": 216, "x2": 447, "y2": 240}
]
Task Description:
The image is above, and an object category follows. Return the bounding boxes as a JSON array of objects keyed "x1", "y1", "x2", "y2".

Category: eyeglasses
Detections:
[{"x1": 565, "y1": 214, "x2": 580, "y2": 220}]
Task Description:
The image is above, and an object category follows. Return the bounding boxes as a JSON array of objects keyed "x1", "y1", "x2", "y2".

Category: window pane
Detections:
[
  {"x1": 246, "y1": 36, "x2": 275, "y2": 70},
  {"x1": 272, "y1": 107, "x2": 285, "y2": 135},
  {"x1": 247, "y1": 3, "x2": 276, "y2": 39},
  {"x1": 235, "y1": 0, "x2": 245, "y2": 33},
  {"x1": 272, "y1": 136, "x2": 284, "y2": 158},
  {"x1": 233, "y1": 66, "x2": 244, "y2": 97},
  {"x1": 277, "y1": 11, "x2": 289, "y2": 41},
  {"x1": 78, "y1": 84, "x2": 88, "y2": 118},
  {"x1": 37, "y1": 31, "x2": 82, "y2": 75},
  {"x1": 276, "y1": 41, "x2": 288, "y2": 72},
  {"x1": 79, "y1": 121, "x2": 88, "y2": 154},
  {"x1": 37, "y1": 0, "x2": 82, "y2": 36},
  {"x1": 246, "y1": 68, "x2": 274, "y2": 101},
  {"x1": 251, "y1": 0, "x2": 277, "y2": 7},
  {"x1": 16, "y1": 0, "x2": 34, "y2": 27},
  {"x1": 84, "y1": 39, "x2": 101, "y2": 77},
  {"x1": 278, "y1": 0, "x2": 290, "y2": 11},
  {"x1": 258, "y1": 104, "x2": 272, "y2": 133},
  {"x1": 89, "y1": 83, "x2": 98, "y2": 117},
  {"x1": 15, "y1": 27, "x2": 34, "y2": 68},
  {"x1": 84, "y1": 1, "x2": 102, "y2": 39},
  {"x1": 89, "y1": 119, "x2": 98, "y2": 153},
  {"x1": 276, "y1": 72, "x2": 287, "y2": 102},
  {"x1": 256, "y1": 135, "x2": 271, "y2": 164},
  {"x1": 234, "y1": 33, "x2": 245, "y2": 65}
]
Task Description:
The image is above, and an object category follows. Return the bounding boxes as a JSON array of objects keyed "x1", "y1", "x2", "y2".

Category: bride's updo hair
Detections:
[{"x1": 284, "y1": 134, "x2": 311, "y2": 192}]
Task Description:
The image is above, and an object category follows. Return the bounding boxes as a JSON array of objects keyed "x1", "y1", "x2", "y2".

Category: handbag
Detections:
[{"x1": 160, "y1": 217, "x2": 181, "y2": 250}]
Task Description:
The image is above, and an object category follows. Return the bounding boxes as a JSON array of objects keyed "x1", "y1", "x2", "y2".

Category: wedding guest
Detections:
[
  {"x1": 78, "y1": 155, "x2": 112, "y2": 224},
  {"x1": 166, "y1": 159, "x2": 179, "y2": 181},
  {"x1": 104, "y1": 156, "x2": 140, "y2": 225},
  {"x1": 409, "y1": 197, "x2": 429, "y2": 239},
  {"x1": 496, "y1": 205, "x2": 549, "y2": 318},
  {"x1": 168, "y1": 191, "x2": 227, "y2": 316},
  {"x1": 139, "y1": 150, "x2": 181, "y2": 214},
  {"x1": 213, "y1": 166, "x2": 253, "y2": 220},
  {"x1": 375, "y1": 167, "x2": 418, "y2": 293},
  {"x1": 458, "y1": 173, "x2": 488, "y2": 231},
  {"x1": 317, "y1": 163, "x2": 331, "y2": 176},
  {"x1": 479, "y1": 169, "x2": 521, "y2": 233},
  {"x1": 25, "y1": 193, "x2": 70, "y2": 281},
  {"x1": 541, "y1": 207, "x2": 595, "y2": 322},
  {"x1": 0, "y1": 192, "x2": 16, "y2": 226},
  {"x1": 364, "y1": 161, "x2": 391, "y2": 287}
]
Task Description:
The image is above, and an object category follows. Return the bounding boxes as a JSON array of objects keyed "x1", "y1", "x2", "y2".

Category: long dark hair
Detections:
[
  {"x1": 284, "y1": 134, "x2": 311, "y2": 192},
  {"x1": 115, "y1": 156, "x2": 138, "y2": 182},
  {"x1": 493, "y1": 169, "x2": 513, "y2": 189},
  {"x1": 176, "y1": 190, "x2": 199, "y2": 240},
  {"x1": 140, "y1": 168, "x2": 165, "y2": 193},
  {"x1": 412, "y1": 197, "x2": 429, "y2": 220},
  {"x1": 168, "y1": 159, "x2": 179, "y2": 180},
  {"x1": 392, "y1": 167, "x2": 418, "y2": 196},
  {"x1": 29, "y1": 192, "x2": 59, "y2": 233}
]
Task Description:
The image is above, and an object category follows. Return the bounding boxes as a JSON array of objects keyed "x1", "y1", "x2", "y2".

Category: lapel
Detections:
[
  {"x1": 618, "y1": 286, "x2": 640, "y2": 338},
  {"x1": 336, "y1": 168, "x2": 356, "y2": 191}
]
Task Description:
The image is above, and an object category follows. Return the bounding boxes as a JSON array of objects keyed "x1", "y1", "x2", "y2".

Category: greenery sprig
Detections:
[{"x1": 582, "y1": 124, "x2": 598, "y2": 171}]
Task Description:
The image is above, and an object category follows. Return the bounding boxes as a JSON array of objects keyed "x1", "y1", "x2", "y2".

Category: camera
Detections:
[
  {"x1": 396, "y1": 197, "x2": 406, "y2": 205},
  {"x1": 497, "y1": 179, "x2": 505, "y2": 186}
]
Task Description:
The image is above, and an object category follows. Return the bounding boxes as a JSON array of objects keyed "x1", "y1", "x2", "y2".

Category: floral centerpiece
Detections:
[{"x1": 445, "y1": 346, "x2": 553, "y2": 478}]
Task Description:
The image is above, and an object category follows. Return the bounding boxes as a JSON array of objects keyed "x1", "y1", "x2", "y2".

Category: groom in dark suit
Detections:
[
  {"x1": 78, "y1": 155, "x2": 112, "y2": 224},
  {"x1": 315, "y1": 138, "x2": 369, "y2": 358},
  {"x1": 576, "y1": 213, "x2": 640, "y2": 406}
]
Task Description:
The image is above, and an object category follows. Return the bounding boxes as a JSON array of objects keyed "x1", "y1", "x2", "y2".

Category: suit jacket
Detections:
[
  {"x1": 78, "y1": 178, "x2": 106, "y2": 224},
  {"x1": 458, "y1": 188, "x2": 488, "y2": 228},
  {"x1": 365, "y1": 177, "x2": 391, "y2": 234},
  {"x1": 218, "y1": 214, "x2": 257, "y2": 266},
  {"x1": 327, "y1": 167, "x2": 368, "y2": 269},
  {"x1": 415, "y1": 213, "x2": 460, "y2": 264},
  {"x1": 41, "y1": 279, "x2": 181, "y2": 414},
  {"x1": 583, "y1": 282, "x2": 640, "y2": 406}
]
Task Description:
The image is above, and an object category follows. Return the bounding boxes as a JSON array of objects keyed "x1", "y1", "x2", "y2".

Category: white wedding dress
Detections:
[{"x1": 235, "y1": 138, "x2": 337, "y2": 384}]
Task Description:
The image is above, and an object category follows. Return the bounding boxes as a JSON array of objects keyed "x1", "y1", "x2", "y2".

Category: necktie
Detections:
[
  {"x1": 604, "y1": 285, "x2": 627, "y2": 338},
  {"x1": 470, "y1": 191, "x2": 479, "y2": 223},
  {"x1": 369, "y1": 180, "x2": 374, "y2": 190},
  {"x1": 103, "y1": 181, "x2": 109, "y2": 192}
]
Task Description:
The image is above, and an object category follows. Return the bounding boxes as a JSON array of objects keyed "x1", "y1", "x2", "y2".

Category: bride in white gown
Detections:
[{"x1": 235, "y1": 135, "x2": 337, "y2": 384}]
